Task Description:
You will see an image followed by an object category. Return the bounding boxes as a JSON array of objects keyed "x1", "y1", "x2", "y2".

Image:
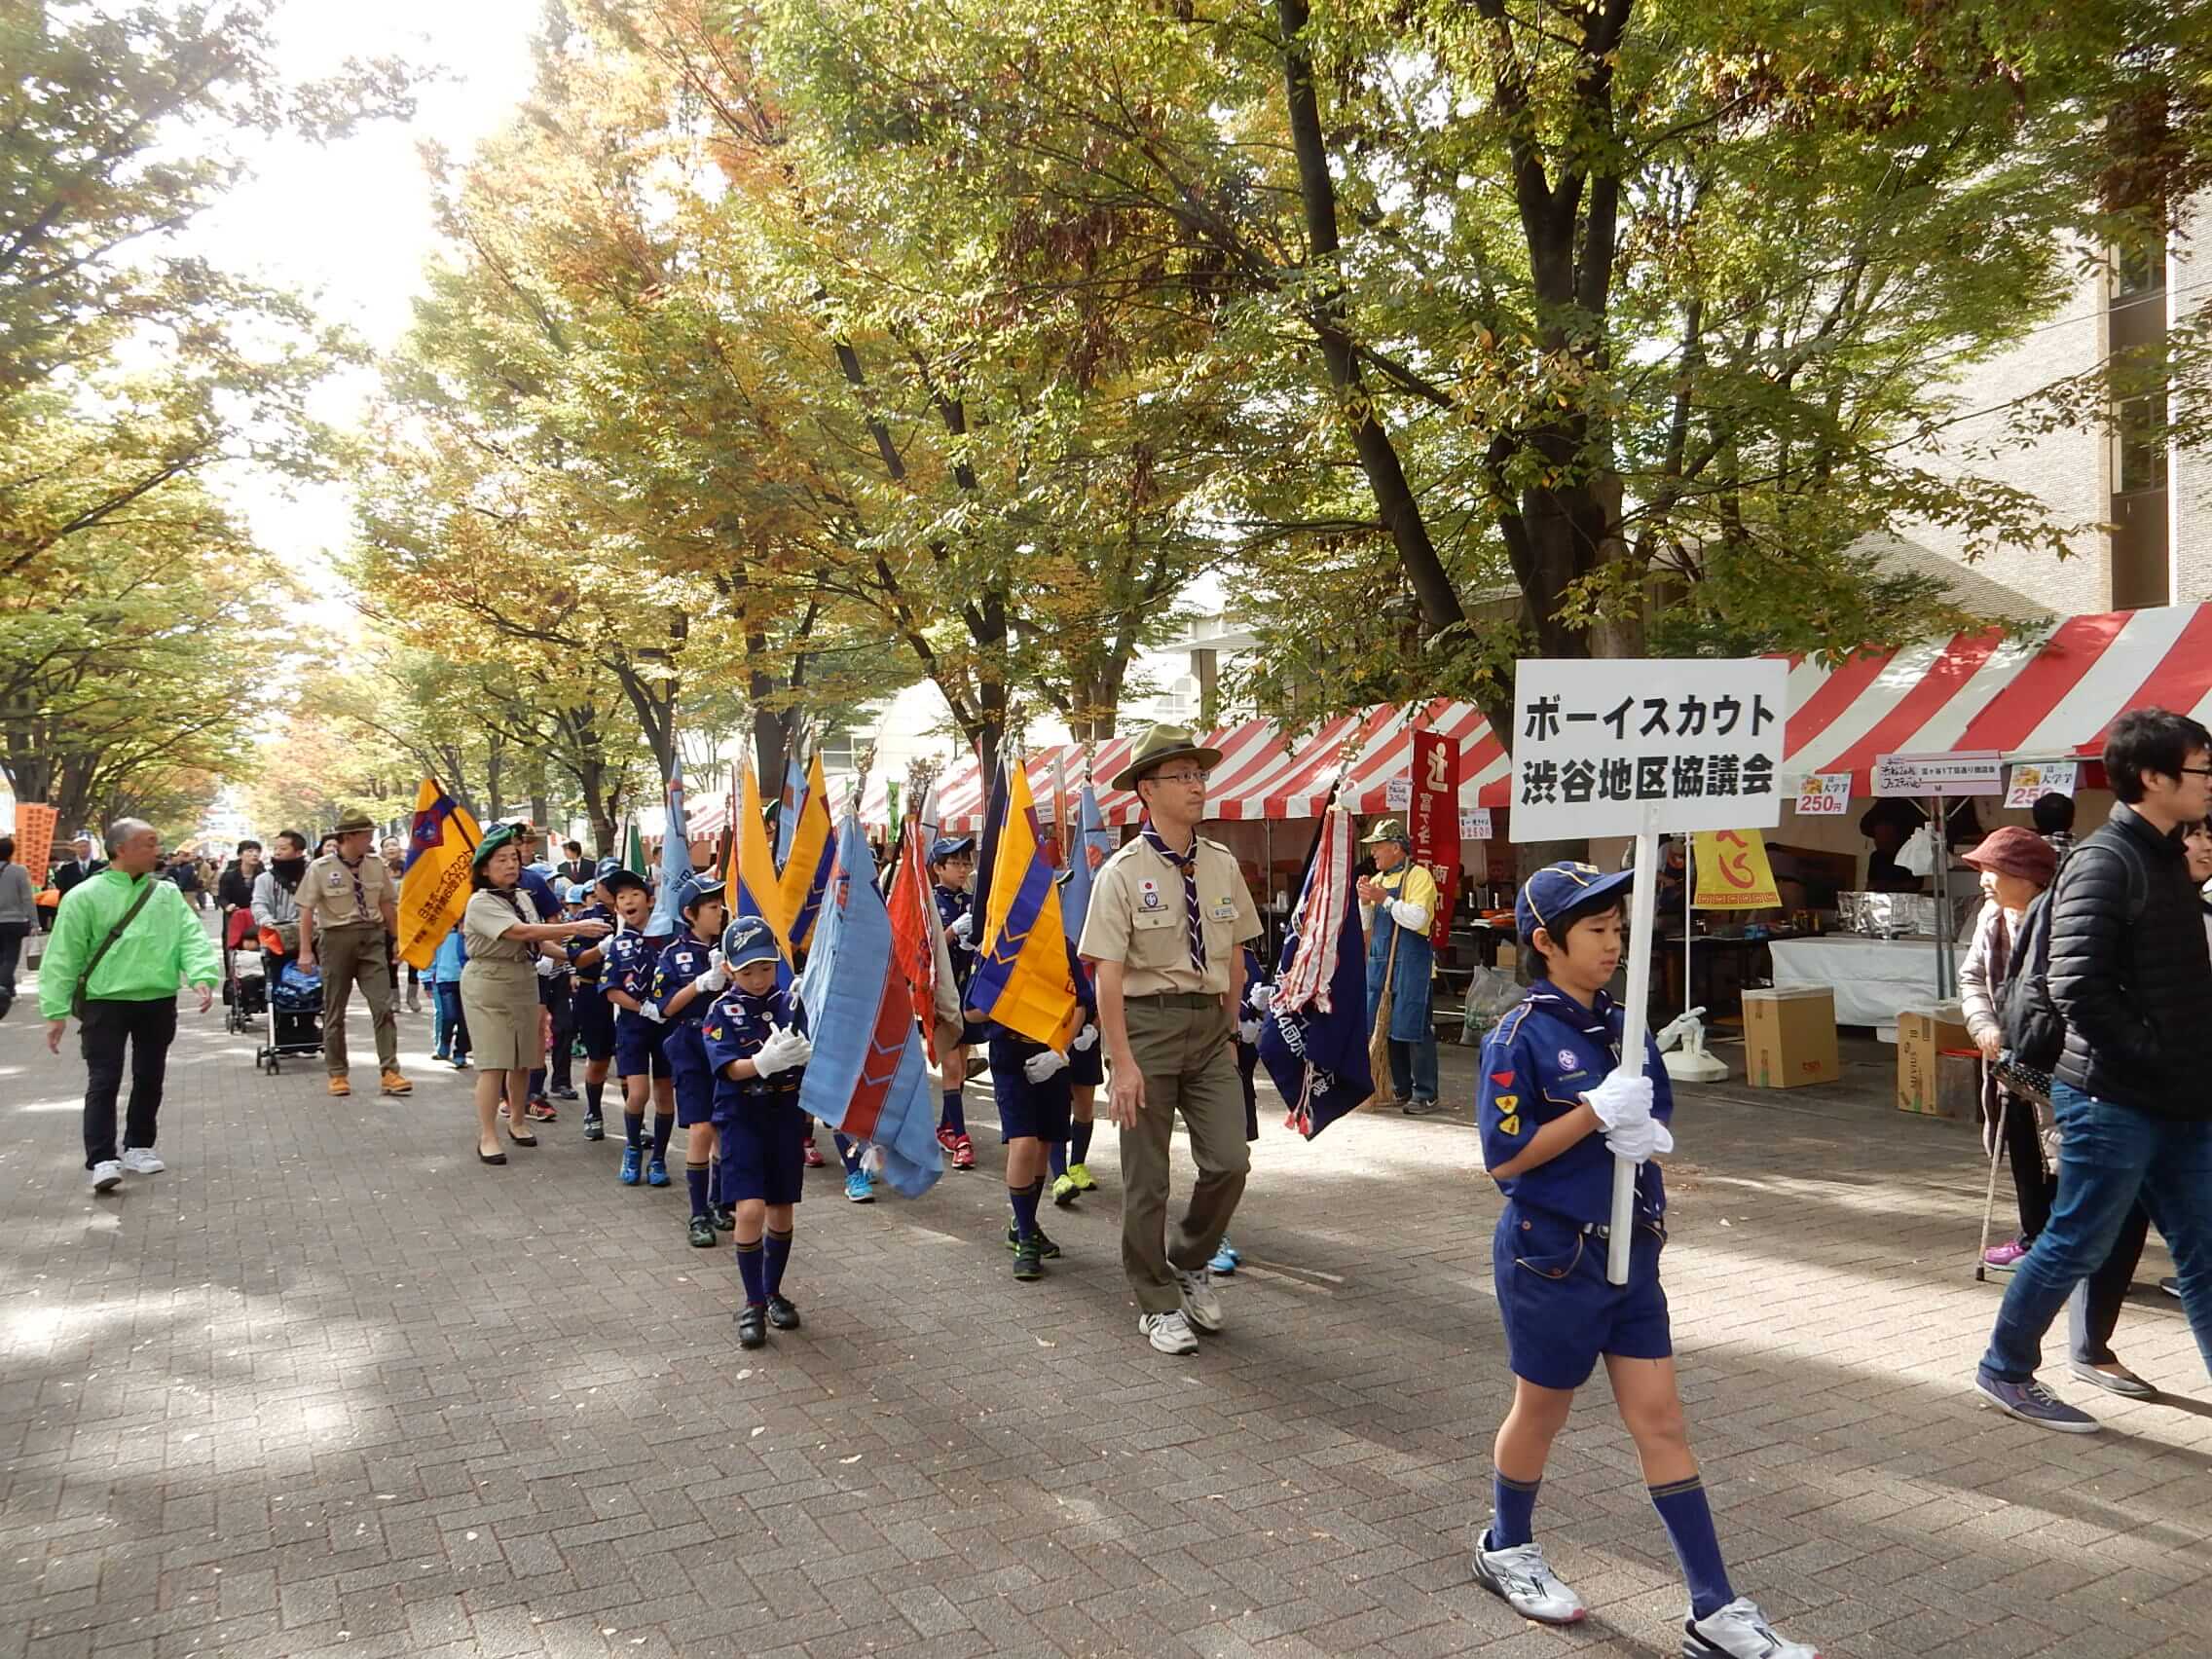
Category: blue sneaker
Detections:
[
  {"x1": 1973, "y1": 1371, "x2": 2098, "y2": 1432},
  {"x1": 844, "y1": 1169, "x2": 875, "y2": 1203},
  {"x1": 619, "y1": 1146, "x2": 643, "y2": 1186},
  {"x1": 645, "y1": 1155, "x2": 671, "y2": 1188},
  {"x1": 1209, "y1": 1237, "x2": 1239, "y2": 1274}
]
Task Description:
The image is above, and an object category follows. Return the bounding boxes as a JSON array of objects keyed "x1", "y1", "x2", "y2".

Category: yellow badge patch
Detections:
[
  {"x1": 1493, "y1": 1094, "x2": 1518, "y2": 1112},
  {"x1": 1497, "y1": 1114, "x2": 1521, "y2": 1137}
]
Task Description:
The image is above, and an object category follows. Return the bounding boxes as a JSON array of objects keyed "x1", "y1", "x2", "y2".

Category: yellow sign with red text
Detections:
[{"x1": 1691, "y1": 829, "x2": 1781, "y2": 911}]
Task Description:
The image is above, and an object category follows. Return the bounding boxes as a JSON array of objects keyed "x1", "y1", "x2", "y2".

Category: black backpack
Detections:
[{"x1": 1999, "y1": 890, "x2": 2064, "y2": 1072}]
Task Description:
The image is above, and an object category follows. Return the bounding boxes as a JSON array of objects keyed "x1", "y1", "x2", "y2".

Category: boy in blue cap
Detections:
[
  {"x1": 930, "y1": 835, "x2": 979, "y2": 1170},
  {"x1": 653, "y1": 875, "x2": 731, "y2": 1249},
  {"x1": 988, "y1": 937, "x2": 1097, "y2": 1278},
  {"x1": 702, "y1": 916, "x2": 814, "y2": 1348},
  {"x1": 601, "y1": 871, "x2": 674, "y2": 1188},
  {"x1": 566, "y1": 861, "x2": 621, "y2": 1139},
  {"x1": 1470, "y1": 862, "x2": 1818, "y2": 1659}
]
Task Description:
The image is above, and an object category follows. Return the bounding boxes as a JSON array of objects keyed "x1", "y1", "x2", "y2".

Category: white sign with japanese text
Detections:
[
  {"x1": 1872, "y1": 752, "x2": 2004, "y2": 798},
  {"x1": 1511, "y1": 658, "x2": 1789, "y2": 840},
  {"x1": 1795, "y1": 772, "x2": 1854, "y2": 817},
  {"x1": 1384, "y1": 778, "x2": 1412, "y2": 811},
  {"x1": 2005, "y1": 760, "x2": 2079, "y2": 809},
  {"x1": 1459, "y1": 808, "x2": 1493, "y2": 841}
]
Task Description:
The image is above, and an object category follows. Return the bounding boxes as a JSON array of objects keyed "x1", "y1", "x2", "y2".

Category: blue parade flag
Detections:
[
  {"x1": 795, "y1": 814, "x2": 943, "y2": 1197},
  {"x1": 645, "y1": 763, "x2": 696, "y2": 940},
  {"x1": 1258, "y1": 807, "x2": 1371, "y2": 1138},
  {"x1": 775, "y1": 753, "x2": 806, "y2": 866},
  {"x1": 1058, "y1": 782, "x2": 1112, "y2": 947}
]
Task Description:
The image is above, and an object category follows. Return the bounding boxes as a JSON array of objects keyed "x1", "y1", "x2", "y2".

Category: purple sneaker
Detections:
[
  {"x1": 1973, "y1": 1372, "x2": 2098, "y2": 1432},
  {"x1": 1982, "y1": 1239, "x2": 2030, "y2": 1269}
]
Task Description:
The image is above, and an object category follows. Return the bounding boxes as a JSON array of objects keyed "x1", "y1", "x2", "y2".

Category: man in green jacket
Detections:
[{"x1": 42, "y1": 819, "x2": 221, "y2": 1193}]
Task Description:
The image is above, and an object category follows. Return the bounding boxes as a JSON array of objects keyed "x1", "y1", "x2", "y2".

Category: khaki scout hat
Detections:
[
  {"x1": 1362, "y1": 818, "x2": 1411, "y2": 845},
  {"x1": 331, "y1": 809, "x2": 376, "y2": 836},
  {"x1": 1111, "y1": 724, "x2": 1224, "y2": 793}
]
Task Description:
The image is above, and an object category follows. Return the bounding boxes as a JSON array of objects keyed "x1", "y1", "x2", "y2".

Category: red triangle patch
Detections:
[{"x1": 1491, "y1": 1071, "x2": 1515, "y2": 1088}]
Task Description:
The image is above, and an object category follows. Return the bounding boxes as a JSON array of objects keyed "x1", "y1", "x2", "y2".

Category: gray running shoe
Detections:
[
  {"x1": 1682, "y1": 1597, "x2": 1820, "y2": 1658},
  {"x1": 2068, "y1": 1360, "x2": 2155, "y2": 1399},
  {"x1": 1174, "y1": 1265, "x2": 1224, "y2": 1333},
  {"x1": 1973, "y1": 1372, "x2": 2098, "y2": 1432},
  {"x1": 1471, "y1": 1531, "x2": 1586, "y2": 1625},
  {"x1": 1138, "y1": 1309, "x2": 1198, "y2": 1354}
]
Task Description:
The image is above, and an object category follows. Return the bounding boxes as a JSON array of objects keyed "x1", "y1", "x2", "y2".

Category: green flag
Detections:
[
  {"x1": 624, "y1": 817, "x2": 646, "y2": 876},
  {"x1": 886, "y1": 781, "x2": 901, "y2": 830}
]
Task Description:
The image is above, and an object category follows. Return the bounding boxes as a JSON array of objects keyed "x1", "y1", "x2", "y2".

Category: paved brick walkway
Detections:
[{"x1": 2, "y1": 959, "x2": 2209, "y2": 1658}]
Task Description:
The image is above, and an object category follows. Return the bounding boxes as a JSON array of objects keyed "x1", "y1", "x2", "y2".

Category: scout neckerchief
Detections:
[
  {"x1": 1525, "y1": 980, "x2": 1621, "y2": 1063},
  {"x1": 1139, "y1": 820, "x2": 1205, "y2": 972},
  {"x1": 337, "y1": 852, "x2": 370, "y2": 922}
]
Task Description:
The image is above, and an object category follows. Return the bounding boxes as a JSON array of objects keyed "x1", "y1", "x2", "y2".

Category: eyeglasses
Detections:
[
  {"x1": 2181, "y1": 766, "x2": 2212, "y2": 780},
  {"x1": 1149, "y1": 770, "x2": 1210, "y2": 788}
]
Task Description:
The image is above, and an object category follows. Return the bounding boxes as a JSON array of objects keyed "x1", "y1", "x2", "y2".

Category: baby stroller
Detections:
[
  {"x1": 221, "y1": 908, "x2": 265, "y2": 1035},
  {"x1": 256, "y1": 952, "x2": 324, "y2": 1075}
]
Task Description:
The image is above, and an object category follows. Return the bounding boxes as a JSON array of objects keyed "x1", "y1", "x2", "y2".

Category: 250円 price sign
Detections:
[{"x1": 1511, "y1": 658, "x2": 1791, "y2": 841}]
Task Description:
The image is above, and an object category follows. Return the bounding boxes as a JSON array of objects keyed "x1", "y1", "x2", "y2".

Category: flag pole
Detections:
[{"x1": 1608, "y1": 803, "x2": 1662, "y2": 1286}]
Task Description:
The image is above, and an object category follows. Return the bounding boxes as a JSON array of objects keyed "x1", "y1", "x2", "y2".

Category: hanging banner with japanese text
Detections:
[
  {"x1": 14, "y1": 803, "x2": 56, "y2": 890},
  {"x1": 1795, "y1": 772, "x2": 1853, "y2": 817},
  {"x1": 2004, "y1": 760, "x2": 2079, "y2": 809},
  {"x1": 1409, "y1": 729, "x2": 1457, "y2": 950},
  {"x1": 1691, "y1": 829, "x2": 1782, "y2": 911},
  {"x1": 1511, "y1": 659, "x2": 1790, "y2": 841}
]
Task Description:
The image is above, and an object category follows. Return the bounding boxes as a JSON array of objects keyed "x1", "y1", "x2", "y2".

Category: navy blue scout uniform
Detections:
[
  {"x1": 652, "y1": 930, "x2": 719, "y2": 1127},
  {"x1": 702, "y1": 980, "x2": 808, "y2": 1209},
  {"x1": 1479, "y1": 980, "x2": 1674, "y2": 1391},
  {"x1": 567, "y1": 896, "x2": 617, "y2": 1063},
  {"x1": 608, "y1": 929, "x2": 666, "y2": 1080}
]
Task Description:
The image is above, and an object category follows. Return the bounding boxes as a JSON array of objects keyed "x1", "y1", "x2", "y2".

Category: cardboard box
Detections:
[
  {"x1": 1742, "y1": 986, "x2": 1840, "y2": 1088},
  {"x1": 1898, "y1": 1004, "x2": 1972, "y2": 1115},
  {"x1": 1493, "y1": 941, "x2": 1518, "y2": 972}
]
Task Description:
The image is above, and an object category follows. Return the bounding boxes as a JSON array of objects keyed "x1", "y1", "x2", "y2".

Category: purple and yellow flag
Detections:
[
  {"x1": 778, "y1": 750, "x2": 835, "y2": 952},
  {"x1": 796, "y1": 814, "x2": 942, "y2": 1196},
  {"x1": 729, "y1": 759, "x2": 791, "y2": 966},
  {"x1": 396, "y1": 777, "x2": 481, "y2": 971},
  {"x1": 968, "y1": 755, "x2": 1081, "y2": 1050}
]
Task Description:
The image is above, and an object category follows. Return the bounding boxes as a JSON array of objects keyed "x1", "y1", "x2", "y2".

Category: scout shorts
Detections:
[
  {"x1": 988, "y1": 1034, "x2": 1073, "y2": 1145},
  {"x1": 661, "y1": 1021, "x2": 716, "y2": 1126},
  {"x1": 571, "y1": 984, "x2": 615, "y2": 1060},
  {"x1": 1493, "y1": 1200, "x2": 1672, "y2": 1390},
  {"x1": 613, "y1": 1013, "x2": 669, "y2": 1083},
  {"x1": 714, "y1": 1098, "x2": 807, "y2": 1206}
]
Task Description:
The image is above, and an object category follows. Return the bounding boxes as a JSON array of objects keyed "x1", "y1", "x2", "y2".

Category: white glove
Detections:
[
  {"x1": 1248, "y1": 984, "x2": 1273, "y2": 1014},
  {"x1": 753, "y1": 1024, "x2": 812, "y2": 1077},
  {"x1": 1605, "y1": 1116, "x2": 1675, "y2": 1163},
  {"x1": 1023, "y1": 1048, "x2": 1070, "y2": 1084},
  {"x1": 692, "y1": 948, "x2": 728, "y2": 996},
  {"x1": 640, "y1": 1000, "x2": 665, "y2": 1024},
  {"x1": 1237, "y1": 1017, "x2": 1263, "y2": 1045},
  {"x1": 1584, "y1": 1068, "x2": 1653, "y2": 1131},
  {"x1": 948, "y1": 911, "x2": 974, "y2": 943},
  {"x1": 1072, "y1": 1023, "x2": 1098, "y2": 1052},
  {"x1": 535, "y1": 956, "x2": 560, "y2": 978}
]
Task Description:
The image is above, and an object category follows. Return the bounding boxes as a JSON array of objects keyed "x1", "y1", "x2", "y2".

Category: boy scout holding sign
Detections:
[{"x1": 1079, "y1": 725, "x2": 1263, "y2": 1356}]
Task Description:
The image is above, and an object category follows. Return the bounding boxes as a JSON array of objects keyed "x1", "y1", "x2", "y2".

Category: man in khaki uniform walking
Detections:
[
  {"x1": 297, "y1": 810, "x2": 411, "y2": 1097},
  {"x1": 1080, "y1": 724, "x2": 1262, "y2": 1355}
]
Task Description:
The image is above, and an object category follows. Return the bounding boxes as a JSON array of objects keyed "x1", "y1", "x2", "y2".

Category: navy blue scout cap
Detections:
[
  {"x1": 680, "y1": 874, "x2": 726, "y2": 913},
  {"x1": 720, "y1": 915, "x2": 782, "y2": 970},
  {"x1": 600, "y1": 868, "x2": 648, "y2": 897},
  {"x1": 1515, "y1": 861, "x2": 1638, "y2": 942},
  {"x1": 929, "y1": 835, "x2": 975, "y2": 864},
  {"x1": 595, "y1": 856, "x2": 622, "y2": 879}
]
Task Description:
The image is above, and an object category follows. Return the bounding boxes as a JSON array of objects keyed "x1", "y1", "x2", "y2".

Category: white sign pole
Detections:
[{"x1": 1610, "y1": 810, "x2": 1661, "y2": 1283}]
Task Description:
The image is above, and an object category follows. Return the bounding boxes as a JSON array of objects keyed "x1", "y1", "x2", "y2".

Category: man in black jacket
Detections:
[{"x1": 1975, "y1": 708, "x2": 2212, "y2": 1430}]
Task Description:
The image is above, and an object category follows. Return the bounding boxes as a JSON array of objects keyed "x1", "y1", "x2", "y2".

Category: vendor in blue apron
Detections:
[
  {"x1": 1356, "y1": 818, "x2": 1439, "y2": 1114},
  {"x1": 1468, "y1": 862, "x2": 1817, "y2": 1659}
]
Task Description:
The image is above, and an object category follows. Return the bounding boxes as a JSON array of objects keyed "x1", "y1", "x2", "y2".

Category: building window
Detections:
[
  {"x1": 2116, "y1": 237, "x2": 2166, "y2": 297},
  {"x1": 2117, "y1": 393, "x2": 2168, "y2": 495},
  {"x1": 815, "y1": 727, "x2": 855, "y2": 771}
]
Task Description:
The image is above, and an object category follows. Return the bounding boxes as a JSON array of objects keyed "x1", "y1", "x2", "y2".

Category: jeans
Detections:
[
  {"x1": 431, "y1": 982, "x2": 469, "y2": 1060},
  {"x1": 80, "y1": 997, "x2": 178, "y2": 1168},
  {"x1": 2069, "y1": 1201, "x2": 2153, "y2": 1367},
  {"x1": 1980, "y1": 1082, "x2": 2212, "y2": 1383},
  {"x1": 1386, "y1": 1032, "x2": 1439, "y2": 1104}
]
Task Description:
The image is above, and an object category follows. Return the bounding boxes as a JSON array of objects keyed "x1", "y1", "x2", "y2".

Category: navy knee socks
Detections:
[
  {"x1": 735, "y1": 1238, "x2": 765, "y2": 1306},
  {"x1": 940, "y1": 1089, "x2": 966, "y2": 1135},
  {"x1": 1650, "y1": 1477, "x2": 1733, "y2": 1620},
  {"x1": 763, "y1": 1229, "x2": 793, "y2": 1297}
]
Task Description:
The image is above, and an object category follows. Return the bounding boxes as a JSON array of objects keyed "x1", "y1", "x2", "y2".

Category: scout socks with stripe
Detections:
[
  {"x1": 1649, "y1": 1476, "x2": 1733, "y2": 1620},
  {"x1": 685, "y1": 1161, "x2": 711, "y2": 1219},
  {"x1": 940, "y1": 1089, "x2": 966, "y2": 1136},
  {"x1": 1008, "y1": 1177, "x2": 1045, "y2": 1242},
  {"x1": 1490, "y1": 1472, "x2": 1540, "y2": 1550},
  {"x1": 623, "y1": 1112, "x2": 645, "y2": 1150},
  {"x1": 735, "y1": 1237, "x2": 766, "y2": 1306},
  {"x1": 1048, "y1": 1139, "x2": 1068, "y2": 1180},
  {"x1": 651, "y1": 1113, "x2": 675, "y2": 1159},
  {"x1": 1070, "y1": 1121, "x2": 1092, "y2": 1164},
  {"x1": 585, "y1": 1081, "x2": 605, "y2": 1117},
  {"x1": 763, "y1": 1229, "x2": 793, "y2": 1297}
]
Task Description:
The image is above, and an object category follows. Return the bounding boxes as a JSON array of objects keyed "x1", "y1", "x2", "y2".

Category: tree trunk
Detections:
[{"x1": 487, "y1": 734, "x2": 507, "y2": 822}]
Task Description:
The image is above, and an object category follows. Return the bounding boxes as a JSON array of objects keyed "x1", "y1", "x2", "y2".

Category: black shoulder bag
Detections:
[{"x1": 69, "y1": 878, "x2": 160, "y2": 1019}]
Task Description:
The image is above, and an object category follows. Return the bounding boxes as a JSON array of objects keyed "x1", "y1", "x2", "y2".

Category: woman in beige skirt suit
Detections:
[{"x1": 461, "y1": 825, "x2": 609, "y2": 1163}]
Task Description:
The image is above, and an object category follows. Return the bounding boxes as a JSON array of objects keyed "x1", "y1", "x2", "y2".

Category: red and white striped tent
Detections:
[{"x1": 1780, "y1": 603, "x2": 2212, "y2": 786}]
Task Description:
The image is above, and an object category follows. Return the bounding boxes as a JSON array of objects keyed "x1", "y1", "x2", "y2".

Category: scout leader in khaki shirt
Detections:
[
  {"x1": 297, "y1": 810, "x2": 410, "y2": 1097},
  {"x1": 1078, "y1": 723, "x2": 1262, "y2": 1352}
]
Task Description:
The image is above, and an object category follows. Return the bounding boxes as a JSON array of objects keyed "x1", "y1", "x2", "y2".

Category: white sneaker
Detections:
[
  {"x1": 90, "y1": 1160, "x2": 123, "y2": 1194},
  {"x1": 1174, "y1": 1265, "x2": 1225, "y2": 1333},
  {"x1": 1138, "y1": 1309, "x2": 1198, "y2": 1354},
  {"x1": 1684, "y1": 1597, "x2": 1821, "y2": 1659},
  {"x1": 121, "y1": 1148, "x2": 165, "y2": 1175},
  {"x1": 1471, "y1": 1532, "x2": 1586, "y2": 1625}
]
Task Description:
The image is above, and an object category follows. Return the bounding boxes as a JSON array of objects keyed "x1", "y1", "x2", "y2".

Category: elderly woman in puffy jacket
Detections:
[{"x1": 1958, "y1": 827, "x2": 2059, "y2": 1270}]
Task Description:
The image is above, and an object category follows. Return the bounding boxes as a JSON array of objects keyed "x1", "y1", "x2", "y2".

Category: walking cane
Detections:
[{"x1": 1974, "y1": 1057, "x2": 2006, "y2": 1283}]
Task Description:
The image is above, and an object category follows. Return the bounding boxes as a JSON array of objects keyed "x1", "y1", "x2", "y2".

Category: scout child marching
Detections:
[
  {"x1": 600, "y1": 870, "x2": 675, "y2": 1188},
  {"x1": 651, "y1": 875, "x2": 732, "y2": 1248},
  {"x1": 987, "y1": 938, "x2": 1098, "y2": 1280},
  {"x1": 565, "y1": 859, "x2": 624, "y2": 1140},
  {"x1": 701, "y1": 916, "x2": 814, "y2": 1348},
  {"x1": 929, "y1": 834, "x2": 980, "y2": 1169},
  {"x1": 1471, "y1": 861, "x2": 1818, "y2": 1659}
]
